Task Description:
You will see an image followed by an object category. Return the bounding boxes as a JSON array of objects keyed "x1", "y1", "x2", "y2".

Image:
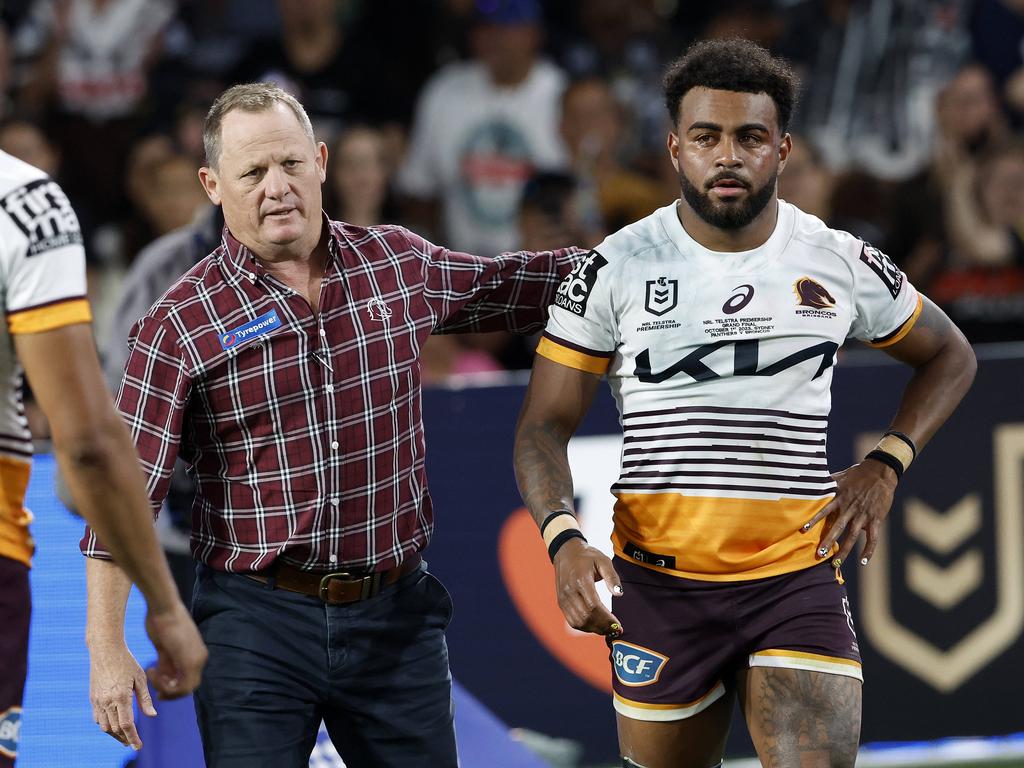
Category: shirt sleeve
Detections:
[
  {"x1": 401, "y1": 227, "x2": 581, "y2": 334},
  {"x1": 848, "y1": 241, "x2": 923, "y2": 347},
  {"x1": 536, "y1": 248, "x2": 617, "y2": 374},
  {"x1": 1, "y1": 178, "x2": 92, "y2": 334},
  {"x1": 80, "y1": 314, "x2": 191, "y2": 559}
]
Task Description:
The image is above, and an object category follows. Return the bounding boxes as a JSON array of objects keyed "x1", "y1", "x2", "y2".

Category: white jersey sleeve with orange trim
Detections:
[
  {"x1": 844, "y1": 238, "x2": 921, "y2": 347},
  {"x1": 0, "y1": 151, "x2": 92, "y2": 568},
  {"x1": 539, "y1": 247, "x2": 618, "y2": 374},
  {"x1": 0, "y1": 153, "x2": 92, "y2": 334}
]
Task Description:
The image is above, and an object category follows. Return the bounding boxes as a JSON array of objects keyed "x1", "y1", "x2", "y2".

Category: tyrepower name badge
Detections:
[
  {"x1": 611, "y1": 641, "x2": 668, "y2": 687},
  {"x1": 220, "y1": 310, "x2": 282, "y2": 350},
  {"x1": 555, "y1": 250, "x2": 608, "y2": 316}
]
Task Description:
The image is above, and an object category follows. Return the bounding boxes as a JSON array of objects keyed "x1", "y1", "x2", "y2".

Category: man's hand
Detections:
[
  {"x1": 89, "y1": 641, "x2": 155, "y2": 750},
  {"x1": 144, "y1": 602, "x2": 207, "y2": 699},
  {"x1": 553, "y1": 538, "x2": 624, "y2": 636},
  {"x1": 801, "y1": 460, "x2": 899, "y2": 566}
]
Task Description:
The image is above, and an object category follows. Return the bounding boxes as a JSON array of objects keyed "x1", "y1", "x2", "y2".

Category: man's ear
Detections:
[
  {"x1": 198, "y1": 166, "x2": 222, "y2": 205},
  {"x1": 315, "y1": 141, "x2": 328, "y2": 183},
  {"x1": 667, "y1": 132, "x2": 681, "y2": 172},
  {"x1": 777, "y1": 133, "x2": 793, "y2": 174}
]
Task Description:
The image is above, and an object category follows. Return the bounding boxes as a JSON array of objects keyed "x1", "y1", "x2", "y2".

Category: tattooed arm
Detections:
[
  {"x1": 514, "y1": 355, "x2": 623, "y2": 636},
  {"x1": 806, "y1": 297, "x2": 976, "y2": 565}
]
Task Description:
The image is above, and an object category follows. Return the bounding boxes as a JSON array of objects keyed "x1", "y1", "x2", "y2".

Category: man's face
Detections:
[
  {"x1": 669, "y1": 87, "x2": 788, "y2": 231},
  {"x1": 199, "y1": 104, "x2": 327, "y2": 258}
]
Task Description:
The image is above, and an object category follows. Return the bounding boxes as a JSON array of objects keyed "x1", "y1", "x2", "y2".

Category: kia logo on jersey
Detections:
[{"x1": 611, "y1": 641, "x2": 669, "y2": 686}]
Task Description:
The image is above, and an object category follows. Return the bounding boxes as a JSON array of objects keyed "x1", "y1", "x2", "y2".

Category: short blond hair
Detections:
[{"x1": 203, "y1": 82, "x2": 316, "y2": 169}]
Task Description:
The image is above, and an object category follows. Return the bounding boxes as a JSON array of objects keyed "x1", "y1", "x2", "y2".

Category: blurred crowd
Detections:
[{"x1": 2, "y1": 0, "x2": 1024, "y2": 404}]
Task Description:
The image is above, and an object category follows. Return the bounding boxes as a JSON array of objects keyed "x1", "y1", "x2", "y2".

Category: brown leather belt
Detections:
[{"x1": 247, "y1": 554, "x2": 422, "y2": 605}]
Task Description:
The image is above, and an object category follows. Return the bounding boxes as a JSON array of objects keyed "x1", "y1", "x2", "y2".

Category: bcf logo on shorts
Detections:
[
  {"x1": 612, "y1": 641, "x2": 668, "y2": 687},
  {"x1": 0, "y1": 707, "x2": 22, "y2": 759}
]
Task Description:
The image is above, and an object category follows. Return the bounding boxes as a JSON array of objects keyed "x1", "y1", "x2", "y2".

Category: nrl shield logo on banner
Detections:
[
  {"x1": 645, "y1": 277, "x2": 678, "y2": 317},
  {"x1": 859, "y1": 424, "x2": 1024, "y2": 692}
]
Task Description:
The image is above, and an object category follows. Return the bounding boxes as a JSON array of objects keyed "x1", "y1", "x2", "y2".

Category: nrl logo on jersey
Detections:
[
  {"x1": 645, "y1": 277, "x2": 678, "y2": 316},
  {"x1": 794, "y1": 277, "x2": 838, "y2": 318}
]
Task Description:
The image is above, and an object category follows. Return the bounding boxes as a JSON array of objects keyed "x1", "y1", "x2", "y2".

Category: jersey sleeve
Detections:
[
  {"x1": 536, "y1": 248, "x2": 617, "y2": 374},
  {"x1": 1, "y1": 178, "x2": 92, "y2": 334},
  {"x1": 848, "y1": 241, "x2": 922, "y2": 347}
]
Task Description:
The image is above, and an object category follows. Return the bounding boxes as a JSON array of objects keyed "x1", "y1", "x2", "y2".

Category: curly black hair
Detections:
[{"x1": 663, "y1": 38, "x2": 799, "y2": 132}]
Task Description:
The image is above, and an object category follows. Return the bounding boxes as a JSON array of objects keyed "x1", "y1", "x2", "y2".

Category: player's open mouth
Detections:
[{"x1": 264, "y1": 208, "x2": 296, "y2": 218}]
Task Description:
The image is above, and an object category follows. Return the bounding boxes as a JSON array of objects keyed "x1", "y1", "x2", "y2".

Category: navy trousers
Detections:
[{"x1": 192, "y1": 560, "x2": 457, "y2": 767}]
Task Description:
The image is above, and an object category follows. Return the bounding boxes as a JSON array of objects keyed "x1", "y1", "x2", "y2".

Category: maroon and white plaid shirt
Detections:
[{"x1": 82, "y1": 218, "x2": 580, "y2": 573}]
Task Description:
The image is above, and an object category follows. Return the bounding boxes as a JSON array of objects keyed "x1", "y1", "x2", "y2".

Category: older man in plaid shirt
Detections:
[{"x1": 81, "y1": 82, "x2": 581, "y2": 767}]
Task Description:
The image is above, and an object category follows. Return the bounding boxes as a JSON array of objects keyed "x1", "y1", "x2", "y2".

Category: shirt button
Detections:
[
  {"x1": 319, "y1": 328, "x2": 327, "y2": 337},
  {"x1": 326, "y1": 384, "x2": 334, "y2": 393},
  {"x1": 331, "y1": 441, "x2": 339, "y2": 450},
  {"x1": 329, "y1": 554, "x2": 338, "y2": 564},
  {"x1": 330, "y1": 497, "x2": 339, "y2": 507}
]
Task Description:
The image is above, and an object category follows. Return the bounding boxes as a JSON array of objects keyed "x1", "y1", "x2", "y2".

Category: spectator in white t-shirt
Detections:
[{"x1": 397, "y1": 0, "x2": 567, "y2": 255}]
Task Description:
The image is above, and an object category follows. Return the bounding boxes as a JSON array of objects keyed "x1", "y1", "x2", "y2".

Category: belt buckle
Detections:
[{"x1": 318, "y1": 571, "x2": 382, "y2": 603}]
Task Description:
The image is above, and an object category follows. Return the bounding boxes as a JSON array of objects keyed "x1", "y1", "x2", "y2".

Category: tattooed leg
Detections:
[
  {"x1": 738, "y1": 667, "x2": 861, "y2": 768},
  {"x1": 617, "y1": 689, "x2": 733, "y2": 768}
]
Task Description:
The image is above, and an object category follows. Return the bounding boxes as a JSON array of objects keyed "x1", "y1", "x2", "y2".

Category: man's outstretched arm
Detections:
[
  {"x1": 514, "y1": 355, "x2": 622, "y2": 636},
  {"x1": 15, "y1": 323, "x2": 206, "y2": 747},
  {"x1": 805, "y1": 297, "x2": 977, "y2": 564}
]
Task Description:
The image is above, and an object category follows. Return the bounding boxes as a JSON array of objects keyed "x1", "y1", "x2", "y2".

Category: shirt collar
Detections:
[{"x1": 218, "y1": 211, "x2": 341, "y2": 286}]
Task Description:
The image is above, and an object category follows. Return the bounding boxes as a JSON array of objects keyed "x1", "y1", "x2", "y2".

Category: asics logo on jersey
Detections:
[
  {"x1": 645, "y1": 277, "x2": 678, "y2": 316},
  {"x1": 794, "y1": 278, "x2": 836, "y2": 309},
  {"x1": 0, "y1": 707, "x2": 21, "y2": 758},
  {"x1": 635, "y1": 339, "x2": 839, "y2": 383},
  {"x1": 611, "y1": 641, "x2": 668, "y2": 686},
  {"x1": 555, "y1": 250, "x2": 607, "y2": 316},
  {"x1": 722, "y1": 284, "x2": 755, "y2": 314}
]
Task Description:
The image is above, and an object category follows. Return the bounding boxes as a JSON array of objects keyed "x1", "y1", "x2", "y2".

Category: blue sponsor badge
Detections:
[
  {"x1": 0, "y1": 707, "x2": 21, "y2": 758},
  {"x1": 611, "y1": 641, "x2": 668, "y2": 687},
  {"x1": 220, "y1": 310, "x2": 282, "y2": 350}
]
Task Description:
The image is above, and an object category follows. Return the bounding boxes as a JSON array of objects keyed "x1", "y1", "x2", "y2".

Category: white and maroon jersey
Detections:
[
  {"x1": 538, "y1": 200, "x2": 921, "y2": 582},
  {"x1": 0, "y1": 150, "x2": 92, "y2": 566}
]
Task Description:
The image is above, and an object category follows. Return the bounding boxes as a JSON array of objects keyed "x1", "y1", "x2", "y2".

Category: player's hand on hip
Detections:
[
  {"x1": 553, "y1": 537, "x2": 624, "y2": 637},
  {"x1": 801, "y1": 461, "x2": 898, "y2": 567},
  {"x1": 144, "y1": 601, "x2": 208, "y2": 700},
  {"x1": 89, "y1": 639, "x2": 155, "y2": 750}
]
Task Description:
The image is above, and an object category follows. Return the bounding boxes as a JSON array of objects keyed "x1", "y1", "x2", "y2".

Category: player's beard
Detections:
[{"x1": 679, "y1": 168, "x2": 778, "y2": 231}]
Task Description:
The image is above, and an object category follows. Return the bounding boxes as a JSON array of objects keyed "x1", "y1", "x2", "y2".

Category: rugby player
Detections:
[{"x1": 513, "y1": 39, "x2": 976, "y2": 768}]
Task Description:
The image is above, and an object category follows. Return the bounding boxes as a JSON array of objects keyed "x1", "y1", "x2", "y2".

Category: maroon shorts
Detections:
[
  {"x1": 0, "y1": 557, "x2": 29, "y2": 766},
  {"x1": 609, "y1": 557, "x2": 861, "y2": 722}
]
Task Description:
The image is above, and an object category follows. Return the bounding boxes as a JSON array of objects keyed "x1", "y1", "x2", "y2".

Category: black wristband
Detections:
[
  {"x1": 865, "y1": 449, "x2": 904, "y2": 479},
  {"x1": 540, "y1": 510, "x2": 576, "y2": 538},
  {"x1": 884, "y1": 430, "x2": 918, "y2": 460},
  {"x1": 548, "y1": 529, "x2": 587, "y2": 562}
]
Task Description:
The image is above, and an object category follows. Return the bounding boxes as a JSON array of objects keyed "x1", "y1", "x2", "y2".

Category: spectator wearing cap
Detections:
[{"x1": 398, "y1": 0, "x2": 568, "y2": 255}]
